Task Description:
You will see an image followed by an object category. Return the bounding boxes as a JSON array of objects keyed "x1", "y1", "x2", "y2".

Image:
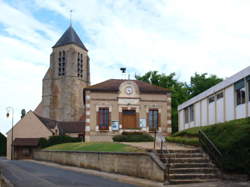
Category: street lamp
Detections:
[{"x1": 6, "y1": 107, "x2": 14, "y2": 160}]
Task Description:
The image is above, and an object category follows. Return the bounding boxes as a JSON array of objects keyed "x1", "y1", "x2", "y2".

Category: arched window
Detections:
[
  {"x1": 58, "y1": 50, "x2": 66, "y2": 76},
  {"x1": 77, "y1": 53, "x2": 83, "y2": 78}
]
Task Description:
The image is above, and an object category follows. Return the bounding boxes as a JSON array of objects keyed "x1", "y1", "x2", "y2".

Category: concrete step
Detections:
[
  {"x1": 168, "y1": 179, "x2": 218, "y2": 184},
  {"x1": 170, "y1": 163, "x2": 214, "y2": 168},
  {"x1": 159, "y1": 153, "x2": 204, "y2": 158},
  {"x1": 170, "y1": 158, "x2": 210, "y2": 163},
  {"x1": 167, "y1": 149, "x2": 202, "y2": 154},
  {"x1": 169, "y1": 168, "x2": 217, "y2": 174},
  {"x1": 169, "y1": 173, "x2": 217, "y2": 180}
]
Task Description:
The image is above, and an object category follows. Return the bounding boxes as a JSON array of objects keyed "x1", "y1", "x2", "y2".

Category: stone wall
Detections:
[{"x1": 34, "y1": 151, "x2": 166, "y2": 182}]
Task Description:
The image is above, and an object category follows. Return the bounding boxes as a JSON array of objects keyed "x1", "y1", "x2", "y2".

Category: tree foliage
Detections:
[
  {"x1": 187, "y1": 73, "x2": 223, "y2": 99},
  {"x1": 0, "y1": 132, "x2": 6, "y2": 156},
  {"x1": 136, "y1": 71, "x2": 223, "y2": 133}
]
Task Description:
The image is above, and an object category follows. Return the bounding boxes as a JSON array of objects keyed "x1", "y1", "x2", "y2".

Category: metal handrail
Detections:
[
  {"x1": 198, "y1": 129, "x2": 223, "y2": 170},
  {"x1": 162, "y1": 138, "x2": 171, "y2": 183}
]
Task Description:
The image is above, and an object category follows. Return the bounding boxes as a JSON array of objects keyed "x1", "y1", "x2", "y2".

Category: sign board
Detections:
[
  {"x1": 112, "y1": 121, "x2": 119, "y2": 130},
  {"x1": 139, "y1": 119, "x2": 146, "y2": 128}
]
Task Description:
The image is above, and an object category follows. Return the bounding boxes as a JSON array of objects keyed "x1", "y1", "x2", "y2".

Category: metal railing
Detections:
[{"x1": 198, "y1": 130, "x2": 223, "y2": 171}]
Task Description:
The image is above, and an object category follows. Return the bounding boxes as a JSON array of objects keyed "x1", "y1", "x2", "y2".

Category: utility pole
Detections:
[{"x1": 6, "y1": 106, "x2": 14, "y2": 160}]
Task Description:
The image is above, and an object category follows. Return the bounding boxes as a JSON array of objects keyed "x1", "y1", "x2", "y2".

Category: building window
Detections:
[
  {"x1": 77, "y1": 53, "x2": 83, "y2": 77},
  {"x1": 184, "y1": 105, "x2": 194, "y2": 123},
  {"x1": 208, "y1": 96, "x2": 215, "y2": 103},
  {"x1": 216, "y1": 92, "x2": 223, "y2": 100},
  {"x1": 184, "y1": 107, "x2": 189, "y2": 123},
  {"x1": 235, "y1": 79, "x2": 245, "y2": 105},
  {"x1": 58, "y1": 50, "x2": 66, "y2": 76},
  {"x1": 190, "y1": 105, "x2": 194, "y2": 122},
  {"x1": 248, "y1": 80, "x2": 250, "y2": 101},
  {"x1": 247, "y1": 76, "x2": 250, "y2": 101},
  {"x1": 98, "y1": 108, "x2": 109, "y2": 130},
  {"x1": 149, "y1": 109, "x2": 158, "y2": 130}
]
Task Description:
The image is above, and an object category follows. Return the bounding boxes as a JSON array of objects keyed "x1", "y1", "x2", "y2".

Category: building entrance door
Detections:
[{"x1": 122, "y1": 110, "x2": 137, "y2": 129}]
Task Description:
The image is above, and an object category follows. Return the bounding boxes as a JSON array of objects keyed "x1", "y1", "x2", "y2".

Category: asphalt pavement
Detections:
[{"x1": 0, "y1": 157, "x2": 139, "y2": 187}]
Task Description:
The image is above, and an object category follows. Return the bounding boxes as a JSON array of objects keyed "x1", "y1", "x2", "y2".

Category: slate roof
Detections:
[
  {"x1": 13, "y1": 138, "x2": 40, "y2": 147},
  {"x1": 35, "y1": 114, "x2": 85, "y2": 135},
  {"x1": 53, "y1": 26, "x2": 88, "y2": 51},
  {"x1": 85, "y1": 79, "x2": 170, "y2": 94}
]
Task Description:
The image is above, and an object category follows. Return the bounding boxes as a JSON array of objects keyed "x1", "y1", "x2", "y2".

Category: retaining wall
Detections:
[{"x1": 34, "y1": 151, "x2": 165, "y2": 182}]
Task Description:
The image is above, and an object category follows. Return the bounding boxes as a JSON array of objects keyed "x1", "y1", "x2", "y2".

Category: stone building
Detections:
[
  {"x1": 6, "y1": 25, "x2": 172, "y2": 159},
  {"x1": 84, "y1": 79, "x2": 172, "y2": 141}
]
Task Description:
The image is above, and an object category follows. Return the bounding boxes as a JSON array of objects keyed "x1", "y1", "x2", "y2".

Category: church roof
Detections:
[
  {"x1": 53, "y1": 26, "x2": 88, "y2": 51},
  {"x1": 85, "y1": 79, "x2": 170, "y2": 94}
]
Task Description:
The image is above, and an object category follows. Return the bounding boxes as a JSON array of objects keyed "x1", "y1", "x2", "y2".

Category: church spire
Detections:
[{"x1": 52, "y1": 26, "x2": 88, "y2": 51}]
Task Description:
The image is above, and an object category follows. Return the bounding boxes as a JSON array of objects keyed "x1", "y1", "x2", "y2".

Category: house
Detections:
[{"x1": 178, "y1": 66, "x2": 250, "y2": 130}]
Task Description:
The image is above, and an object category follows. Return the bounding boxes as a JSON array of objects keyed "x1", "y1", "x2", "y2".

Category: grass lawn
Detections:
[{"x1": 44, "y1": 142, "x2": 145, "y2": 153}]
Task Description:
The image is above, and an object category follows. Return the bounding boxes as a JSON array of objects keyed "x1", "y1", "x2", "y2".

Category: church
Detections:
[{"x1": 6, "y1": 26, "x2": 172, "y2": 159}]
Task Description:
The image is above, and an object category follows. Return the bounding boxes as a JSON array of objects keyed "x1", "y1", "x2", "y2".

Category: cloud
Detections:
[{"x1": 1, "y1": 0, "x2": 250, "y2": 134}]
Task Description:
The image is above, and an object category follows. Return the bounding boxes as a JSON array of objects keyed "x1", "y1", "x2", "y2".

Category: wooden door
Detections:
[{"x1": 122, "y1": 110, "x2": 137, "y2": 129}]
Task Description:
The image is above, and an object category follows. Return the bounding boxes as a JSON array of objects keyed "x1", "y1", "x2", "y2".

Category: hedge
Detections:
[
  {"x1": 113, "y1": 132, "x2": 154, "y2": 142},
  {"x1": 39, "y1": 136, "x2": 81, "y2": 148}
]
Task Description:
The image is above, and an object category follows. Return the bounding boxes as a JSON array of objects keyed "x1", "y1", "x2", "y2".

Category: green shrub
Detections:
[
  {"x1": 0, "y1": 133, "x2": 6, "y2": 156},
  {"x1": 166, "y1": 136, "x2": 199, "y2": 146},
  {"x1": 113, "y1": 133, "x2": 154, "y2": 142},
  {"x1": 39, "y1": 136, "x2": 81, "y2": 148},
  {"x1": 38, "y1": 138, "x2": 48, "y2": 148},
  {"x1": 121, "y1": 131, "x2": 144, "y2": 136}
]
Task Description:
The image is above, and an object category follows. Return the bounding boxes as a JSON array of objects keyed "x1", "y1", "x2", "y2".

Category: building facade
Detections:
[
  {"x1": 178, "y1": 66, "x2": 250, "y2": 131},
  {"x1": 84, "y1": 79, "x2": 172, "y2": 142}
]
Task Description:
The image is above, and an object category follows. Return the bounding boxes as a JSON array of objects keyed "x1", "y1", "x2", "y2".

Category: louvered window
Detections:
[
  {"x1": 58, "y1": 50, "x2": 66, "y2": 76},
  {"x1": 77, "y1": 53, "x2": 83, "y2": 77}
]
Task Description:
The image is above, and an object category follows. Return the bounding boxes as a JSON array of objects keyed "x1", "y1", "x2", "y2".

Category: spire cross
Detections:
[{"x1": 70, "y1": 9, "x2": 73, "y2": 26}]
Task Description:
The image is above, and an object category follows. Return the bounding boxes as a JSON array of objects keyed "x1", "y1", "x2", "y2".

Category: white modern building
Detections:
[{"x1": 178, "y1": 66, "x2": 250, "y2": 131}]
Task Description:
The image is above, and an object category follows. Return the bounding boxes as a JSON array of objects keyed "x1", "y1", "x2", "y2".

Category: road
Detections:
[{"x1": 0, "y1": 157, "x2": 139, "y2": 187}]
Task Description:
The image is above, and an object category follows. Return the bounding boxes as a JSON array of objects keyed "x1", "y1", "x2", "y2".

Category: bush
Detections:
[
  {"x1": 113, "y1": 132, "x2": 154, "y2": 142},
  {"x1": 0, "y1": 133, "x2": 6, "y2": 156},
  {"x1": 166, "y1": 136, "x2": 199, "y2": 146},
  {"x1": 39, "y1": 136, "x2": 81, "y2": 148}
]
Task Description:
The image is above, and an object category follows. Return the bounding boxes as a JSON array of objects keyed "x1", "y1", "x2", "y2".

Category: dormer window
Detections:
[
  {"x1": 58, "y1": 50, "x2": 66, "y2": 76},
  {"x1": 77, "y1": 53, "x2": 83, "y2": 78}
]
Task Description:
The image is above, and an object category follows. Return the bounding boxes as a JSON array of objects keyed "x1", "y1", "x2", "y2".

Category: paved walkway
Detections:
[{"x1": 122, "y1": 141, "x2": 196, "y2": 150}]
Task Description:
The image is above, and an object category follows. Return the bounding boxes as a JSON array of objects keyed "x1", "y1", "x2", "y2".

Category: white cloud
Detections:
[{"x1": 1, "y1": 0, "x2": 250, "y2": 134}]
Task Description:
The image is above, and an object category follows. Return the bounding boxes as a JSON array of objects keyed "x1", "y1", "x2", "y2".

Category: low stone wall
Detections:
[{"x1": 34, "y1": 151, "x2": 166, "y2": 182}]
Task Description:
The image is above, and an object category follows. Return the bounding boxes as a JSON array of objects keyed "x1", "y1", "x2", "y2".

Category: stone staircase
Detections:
[{"x1": 157, "y1": 149, "x2": 219, "y2": 184}]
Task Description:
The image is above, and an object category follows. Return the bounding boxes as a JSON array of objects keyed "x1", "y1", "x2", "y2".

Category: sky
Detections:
[{"x1": 1, "y1": 0, "x2": 250, "y2": 135}]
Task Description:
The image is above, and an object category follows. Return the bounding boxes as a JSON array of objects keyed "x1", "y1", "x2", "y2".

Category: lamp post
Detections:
[{"x1": 6, "y1": 107, "x2": 14, "y2": 160}]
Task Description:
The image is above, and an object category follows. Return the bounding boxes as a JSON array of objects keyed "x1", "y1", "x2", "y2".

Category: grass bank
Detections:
[
  {"x1": 44, "y1": 142, "x2": 144, "y2": 153},
  {"x1": 166, "y1": 117, "x2": 250, "y2": 175}
]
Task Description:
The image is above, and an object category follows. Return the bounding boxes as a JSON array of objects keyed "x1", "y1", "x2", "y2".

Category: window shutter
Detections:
[
  {"x1": 109, "y1": 111, "x2": 111, "y2": 128},
  {"x1": 158, "y1": 112, "x2": 161, "y2": 128},
  {"x1": 97, "y1": 110, "x2": 100, "y2": 129}
]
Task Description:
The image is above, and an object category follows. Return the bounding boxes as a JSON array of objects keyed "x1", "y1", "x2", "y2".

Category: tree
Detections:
[
  {"x1": 136, "y1": 71, "x2": 223, "y2": 133},
  {"x1": 187, "y1": 73, "x2": 223, "y2": 99},
  {"x1": 0, "y1": 132, "x2": 6, "y2": 156}
]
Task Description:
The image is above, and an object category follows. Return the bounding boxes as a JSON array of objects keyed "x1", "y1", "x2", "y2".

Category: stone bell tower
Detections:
[{"x1": 42, "y1": 26, "x2": 90, "y2": 121}]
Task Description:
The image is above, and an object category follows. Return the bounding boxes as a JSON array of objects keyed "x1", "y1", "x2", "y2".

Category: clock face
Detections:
[{"x1": 126, "y1": 87, "x2": 133, "y2": 95}]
